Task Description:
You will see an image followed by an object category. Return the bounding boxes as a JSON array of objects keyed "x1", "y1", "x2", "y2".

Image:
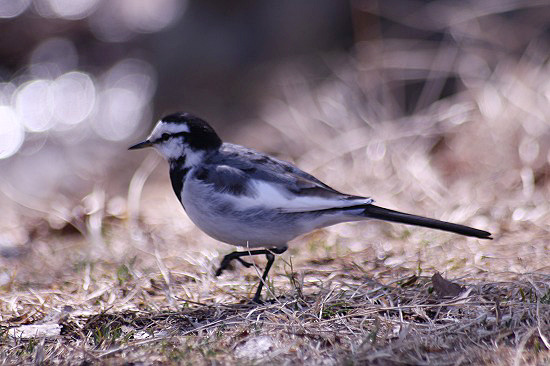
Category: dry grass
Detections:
[
  {"x1": 0, "y1": 218, "x2": 548, "y2": 365},
  {"x1": 2, "y1": 1, "x2": 550, "y2": 364}
]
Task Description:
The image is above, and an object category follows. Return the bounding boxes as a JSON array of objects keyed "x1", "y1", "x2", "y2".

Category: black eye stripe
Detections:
[{"x1": 154, "y1": 131, "x2": 189, "y2": 143}]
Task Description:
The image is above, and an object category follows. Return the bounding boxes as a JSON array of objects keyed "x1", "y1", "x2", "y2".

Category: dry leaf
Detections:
[{"x1": 432, "y1": 272, "x2": 465, "y2": 298}]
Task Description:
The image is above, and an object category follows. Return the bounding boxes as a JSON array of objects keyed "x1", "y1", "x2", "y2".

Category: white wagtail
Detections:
[{"x1": 129, "y1": 112, "x2": 492, "y2": 302}]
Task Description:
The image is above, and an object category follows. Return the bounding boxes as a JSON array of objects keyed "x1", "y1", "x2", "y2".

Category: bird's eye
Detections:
[{"x1": 161, "y1": 133, "x2": 170, "y2": 140}]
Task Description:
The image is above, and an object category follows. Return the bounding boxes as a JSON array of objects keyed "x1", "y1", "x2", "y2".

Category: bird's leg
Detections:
[
  {"x1": 252, "y1": 246, "x2": 287, "y2": 303},
  {"x1": 215, "y1": 246, "x2": 288, "y2": 303}
]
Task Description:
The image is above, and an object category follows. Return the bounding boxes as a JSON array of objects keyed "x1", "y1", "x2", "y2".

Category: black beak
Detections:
[{"x1": 128, "y1": 140, "x2": 153, "y2": 150}]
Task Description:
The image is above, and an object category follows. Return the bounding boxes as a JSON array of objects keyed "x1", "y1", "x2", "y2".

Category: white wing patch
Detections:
[{"x1": 231, "y1": 180, "x2": 372, "y2": 213}]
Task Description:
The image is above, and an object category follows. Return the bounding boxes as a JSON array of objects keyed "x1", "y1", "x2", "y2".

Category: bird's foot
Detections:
[
  {"x1": 215, "y1": 253, "x2": 254, "y2": 276},
  {"x1": 236, "y1": 258, "x2": 253, "y2": 268}
]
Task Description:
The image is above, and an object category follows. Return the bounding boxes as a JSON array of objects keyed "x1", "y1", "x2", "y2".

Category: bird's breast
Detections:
[{"x1": 180, "y1": 177, "x2": 298, "y2": 247}]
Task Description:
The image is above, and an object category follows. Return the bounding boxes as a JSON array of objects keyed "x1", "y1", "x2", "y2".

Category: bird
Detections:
[{"x1": 129, "y1": 112, "x2": 492, "y2": 302}]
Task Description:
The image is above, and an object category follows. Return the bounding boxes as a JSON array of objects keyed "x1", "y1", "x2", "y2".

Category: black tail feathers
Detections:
[{"x1": 362, "y1": 204, "x2": 492, "y2": 239}]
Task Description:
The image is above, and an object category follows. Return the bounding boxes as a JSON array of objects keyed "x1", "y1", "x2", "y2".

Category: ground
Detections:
[{"x1": 1, "y1": 165, "x2": 549, "y2": 365}]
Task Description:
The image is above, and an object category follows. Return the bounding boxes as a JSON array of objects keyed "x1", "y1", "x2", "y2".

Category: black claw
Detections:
[{"x1": 215, "y1": 257, "x2": 233, "y2": 276}]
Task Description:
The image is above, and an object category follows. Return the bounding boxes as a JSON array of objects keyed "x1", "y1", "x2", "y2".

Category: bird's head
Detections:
[{"x1": 129, "y1": 112, "x2": 222, "y2": 165}]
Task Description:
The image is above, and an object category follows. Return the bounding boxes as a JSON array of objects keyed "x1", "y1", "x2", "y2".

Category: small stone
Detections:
[{"x1": 8, "y1": 324, "x2": 61, "y2": 339}]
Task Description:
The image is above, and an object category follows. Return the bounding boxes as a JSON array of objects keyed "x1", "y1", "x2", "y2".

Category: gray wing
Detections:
[
  {"x1": 193, "y1": 164, "x2": 252, "y2": 196},
  {"x1": 197, "y1": 143, "x2": 373, "y2": 212}
]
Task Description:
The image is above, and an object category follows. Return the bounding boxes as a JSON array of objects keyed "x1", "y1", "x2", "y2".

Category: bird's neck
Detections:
[
  {"x1": 168, "y1": 160, "x2": 189, "y2": 204},
  {"x1": 168, "y1": 149, "x2": 205, "y2": 204}
]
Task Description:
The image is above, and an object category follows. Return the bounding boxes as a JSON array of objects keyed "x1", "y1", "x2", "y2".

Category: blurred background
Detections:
[{"x1": 1, "y1": 0, "x2": 549, "y2": 287}]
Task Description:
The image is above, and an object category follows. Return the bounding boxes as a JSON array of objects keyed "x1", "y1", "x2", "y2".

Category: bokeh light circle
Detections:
[
  {"x1": 120, "y1": 0, "x2": 185, "y2": 33},
  {"x1": 0, "y1": 106, "x2": 25, "y2": 159},
  {"x1": 46, "y1": 0, "x2": 100, "y2": 20},
  {"x1": 52, "y1": 71, "x2": 96, "y2": 125},
  {"x1": 0, "y1": 0, "x2": 31, "y2": 18},
  {"x1": 30, "y1": 38, "x2": 78, "y2": 78},
  {"x1": 92, "y1": 58, "x2": 156, "y2": 141},
  {"x1": 93, "y1": 88, "x2": 150, "y2": 141},
  {"x1": 14, "y1": 79, "x2": 55, "y2": 132}
]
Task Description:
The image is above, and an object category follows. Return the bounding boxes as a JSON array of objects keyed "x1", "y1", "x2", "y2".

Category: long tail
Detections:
[{"x1": 362, "y1": 204, "x2": 492, "y2": 239}]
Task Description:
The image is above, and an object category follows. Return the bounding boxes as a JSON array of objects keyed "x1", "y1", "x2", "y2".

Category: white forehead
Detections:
[{"x1": 148, "y1": 120, "x2": 190, "y2": 140}]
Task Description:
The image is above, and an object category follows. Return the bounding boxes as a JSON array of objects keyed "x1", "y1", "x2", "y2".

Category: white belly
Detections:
[{"x1": 181, "y1": 177, "x2": 299, "y2": 248}]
